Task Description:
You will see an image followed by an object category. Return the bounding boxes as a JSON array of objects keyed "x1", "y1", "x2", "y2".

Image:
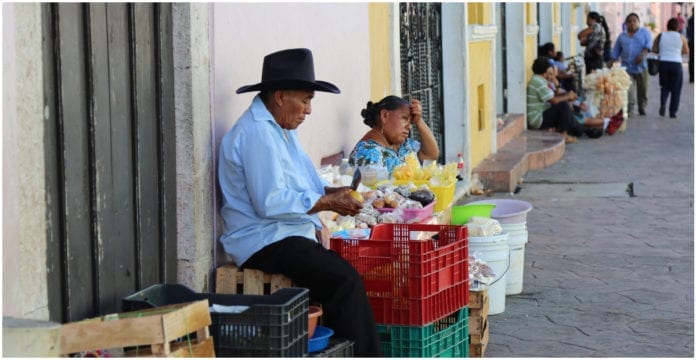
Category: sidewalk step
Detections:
[
  {"x1": 473, "y1": 130, "x2": 565, "y2": 192},
  {"x1": 496, "y1": 113, "x2": 525, "y2": 151}
]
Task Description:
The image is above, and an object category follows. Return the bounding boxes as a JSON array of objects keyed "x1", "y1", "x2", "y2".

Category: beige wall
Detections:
[
  {"x1": 212, "y1": 3, "x2": 372, "y2": 166},
  {"x1": 3, "y1": 3, "x2": 50, "y2": 320}
]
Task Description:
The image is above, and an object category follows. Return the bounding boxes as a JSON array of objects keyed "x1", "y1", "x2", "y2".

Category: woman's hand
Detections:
[{"x1": 409, "y1": 99, "x2": 423, "y2": 125}]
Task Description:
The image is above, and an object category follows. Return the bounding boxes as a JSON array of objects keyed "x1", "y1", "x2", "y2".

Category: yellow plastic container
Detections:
[{"x1": 392, "y1": 180, "x2": 456, "y2": 213}]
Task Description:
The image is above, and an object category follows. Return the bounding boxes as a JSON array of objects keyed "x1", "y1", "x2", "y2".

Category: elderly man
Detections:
[
  {"x1": 218, "y1": 48, "x2": 381, "y2": 356},
  {"x1": 610, "y1": 13, "x2": 653, "y2": 116}
]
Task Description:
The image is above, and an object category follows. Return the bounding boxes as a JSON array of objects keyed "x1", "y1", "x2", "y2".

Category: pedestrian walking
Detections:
[
  {"x1": 653, "y1": 18, "x2": 690, "y2": 118},
  {"x1": 610, "y1": 13, "x2": 653, "y2": 117},
  {"x1": 677, "y1": 12, "x2": 686, "y2": 35}
]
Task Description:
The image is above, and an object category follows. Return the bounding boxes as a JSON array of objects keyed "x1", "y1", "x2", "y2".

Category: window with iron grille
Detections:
[{"x1": 400, "y1": 2, "x2": 445, "y2": 164}]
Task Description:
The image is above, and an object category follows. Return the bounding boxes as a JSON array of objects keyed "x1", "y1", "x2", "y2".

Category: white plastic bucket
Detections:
[
  {"x1": 469, "y1": 232, "x2": 509, "y2": 315},
  {"x1": 501, "y1": 222, "x2": 528, "y2": 295}
]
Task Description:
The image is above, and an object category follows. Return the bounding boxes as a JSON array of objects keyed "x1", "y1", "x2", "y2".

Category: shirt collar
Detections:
[{"x1": 250, "y1": 95, "x2": 275, "y2": 123}]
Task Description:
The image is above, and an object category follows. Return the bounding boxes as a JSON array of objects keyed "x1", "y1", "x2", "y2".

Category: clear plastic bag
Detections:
[{"x1": 467, "y1": 216, "x2": 503, "y2": 236}]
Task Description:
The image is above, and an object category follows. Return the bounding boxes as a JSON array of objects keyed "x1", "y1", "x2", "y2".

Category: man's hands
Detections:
[
  {"x1": 634, "y1": 51, "x2": 646, "y2": 64},
  {"x1": 565, "y1": 90, "x2": 578, "y2": 102},
  {"x1": 310, "y1": 187, "x2": 362, "y2": 216}
]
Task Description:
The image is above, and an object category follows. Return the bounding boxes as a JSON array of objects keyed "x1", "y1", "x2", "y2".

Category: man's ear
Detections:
[{"x1": 273, "y1": 89, "x2": 285, "y2": 106}]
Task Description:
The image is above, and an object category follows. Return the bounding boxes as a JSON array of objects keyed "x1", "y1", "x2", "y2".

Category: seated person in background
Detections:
[
  {"x1": 218, "y1": 48, "x2": 381, "y2": 356},
  {"x1": 539, "y1": 42, "x2": 576, "y2": 92},
  {"x1": 554, "y1": 51, "x2": 577, "y2": 92},
  {"x1": 554, "y1": 51, "x2": 568, "y2": 72},
  {"x1": 348, "y1": 95, "x2": 439, "y2": 175},
  {"x1": 527, "y1": 57, "x2": 583, "y2": 143}
]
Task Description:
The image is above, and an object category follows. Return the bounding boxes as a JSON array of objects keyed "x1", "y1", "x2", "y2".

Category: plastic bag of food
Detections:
[
  {"x1": 469, "y1": 253, "x2": 496, "y2": 290},
  {"x1": 467, "y1": 216, "x2": 503, "y2": 236}
]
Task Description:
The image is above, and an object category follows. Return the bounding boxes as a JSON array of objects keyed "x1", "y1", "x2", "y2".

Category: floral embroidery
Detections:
[{"x1": 349, "y1": 138, "x2": 420, "y2": 175}]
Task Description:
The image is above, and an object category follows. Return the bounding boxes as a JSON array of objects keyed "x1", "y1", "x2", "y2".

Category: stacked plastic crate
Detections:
[
  {"x1": 331, "y1": 223, "x2": 470, "y2": 357},
  {"x1": 122, "y1": 285, "x2": 310, "y2": 357}
]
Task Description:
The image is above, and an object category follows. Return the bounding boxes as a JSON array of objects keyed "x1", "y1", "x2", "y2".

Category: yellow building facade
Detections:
[
  {"x1": 366, "y1": 3, "x2": 585, "y2": 179},
  {"x1": 467, "y1": 3, "x2": 494, "y2": 168}
]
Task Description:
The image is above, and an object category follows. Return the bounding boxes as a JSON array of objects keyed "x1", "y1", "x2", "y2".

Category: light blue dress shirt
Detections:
[
  {"x1": 611, "y1": 27, "x2": 653, "y2": 74},
  {"x1": 218, "y1": 95, "x2": 328, "y2": 266}
]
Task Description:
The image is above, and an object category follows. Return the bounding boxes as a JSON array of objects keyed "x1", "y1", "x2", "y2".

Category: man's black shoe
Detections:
[{"x1": 659, "y1": 106, "x2": 665, "y2": 116}]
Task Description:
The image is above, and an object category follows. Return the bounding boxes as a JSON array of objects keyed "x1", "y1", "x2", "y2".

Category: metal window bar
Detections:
[{"x1": 400, "y1": 3, "x2": 445, "y2": 164}]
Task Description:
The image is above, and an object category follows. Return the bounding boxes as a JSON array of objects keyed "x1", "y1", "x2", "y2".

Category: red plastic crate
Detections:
[{"x1": 330, "y1": 223, "x2": 468, "y2": 326}]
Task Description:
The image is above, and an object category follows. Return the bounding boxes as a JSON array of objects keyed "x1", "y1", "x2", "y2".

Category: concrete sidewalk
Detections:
[{"x1": 467, "y1": 64, "x2": 694, "y2": 357}]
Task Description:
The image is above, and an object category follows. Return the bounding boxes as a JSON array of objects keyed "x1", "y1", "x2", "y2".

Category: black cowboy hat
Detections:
[{"x1": 236, "y1": 48, "x2": 340, "y2": 94}]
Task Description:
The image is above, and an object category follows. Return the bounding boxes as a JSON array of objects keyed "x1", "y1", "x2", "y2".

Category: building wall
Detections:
[
  {"x1": 552, "y1": 3, "x2": 561, "y2": 49},
  {"x1": 466, "y1": 3, "x2": 496, "y2": 168},
  {"x1": 442, "y1": 3, "x2": 468, "y2": 168},
  {"x1": 368, "y1": 3, "x2": 395, "y2": 100},
  {"x1": 212, "y1": 3, "x2": 371, "y2": 166},
  {"x1": 525, "y1": 4, "x2": 538, "y2": 83},
  {"x1": 505, "y1": 3, "x2": 528, "y2": 115},
  {"x1": 172, "y1": 3, "x2": 214, "y2": 292},
  {"x1": 467, "y1": 41, "x2": 493, "y2": 166},
  {"x1": 2, "y1": 3, "x2": 215, "y2": 320},
  {"x1": 2, "y1": 2, "x2": 50, "y2": 320}
]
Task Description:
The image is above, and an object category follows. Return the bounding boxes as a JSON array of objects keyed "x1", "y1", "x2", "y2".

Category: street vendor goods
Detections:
[{"x1": 583, "y1": 65, "x2": 631, "y2": 117}]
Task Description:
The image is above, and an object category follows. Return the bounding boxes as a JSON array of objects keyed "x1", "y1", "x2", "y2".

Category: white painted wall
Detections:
[
  {"x1": 561, "y1": 4, "x2": 572, "y2": 55},
  {"x1": 505, "y1": 3, "x2": 527, "y2": 115},
  {"x1": 212, "y1": 3, "x2": 371, "y2": 166},
  {"x1": 442, "y1": 2, "x2": 468, "y2": 168},
  {"x1": 538, "y1": 3, "x2": 553, "y2": 46}
]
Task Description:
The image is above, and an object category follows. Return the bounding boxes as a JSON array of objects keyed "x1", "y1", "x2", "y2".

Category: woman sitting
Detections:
[
  {"x1": 349, "y1": 96, "x2": 439, "y2": 175},
  {"x1": 527, "y1": 57, "x2": 583, "y2": 143}
]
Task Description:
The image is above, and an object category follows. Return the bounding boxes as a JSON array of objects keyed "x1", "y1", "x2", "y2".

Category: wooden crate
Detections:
[
  {"x1": 469, "y1": 288, "x2": 488, "y2": 309},
  {"x1": 60, "y1": 300, "x2": 213, "y2": 357},
  {"x1": 215, "y1": 263, "x2": 293, "y2": 295},
  {"x1": 469, "y1": 289, "x2": 489, "y2": 357},
  {"x1": 468, "y1": 289, "x2": 489, "y2": 336},
  {"x1": 469, "y1": 340, "x2": 488, "y2": 358},
  {"x1": 470, "y1": 317, "x2": 489, "y2": 345}
]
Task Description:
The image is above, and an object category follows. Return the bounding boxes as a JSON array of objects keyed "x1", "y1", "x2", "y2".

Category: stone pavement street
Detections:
[{"x1": 468, "y1": 64, "x2": 694, "y2": 357}]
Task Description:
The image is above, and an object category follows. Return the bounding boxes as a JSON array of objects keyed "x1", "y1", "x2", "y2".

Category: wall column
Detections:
[
  {"x1": 442, "y1": 2, "x2": 468, "y2": 166},
  {"x1": 2, "y1": 3, "x2": 50, "y2": 320},
  {"x1": 172, "y1": 3, "x2": 214, "y2": 292},
  {"x1": 505, "y1": 3, "x2": 527, "y2": 115}
]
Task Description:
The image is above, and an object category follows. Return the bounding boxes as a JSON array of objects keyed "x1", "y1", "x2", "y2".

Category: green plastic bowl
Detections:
[{"x1": 451, "y1": 203, "x2": 496, "y2": 225}]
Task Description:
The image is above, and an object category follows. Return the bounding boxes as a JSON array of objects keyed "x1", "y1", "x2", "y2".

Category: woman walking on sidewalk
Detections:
[
  {"x1": 653, "y1": 18, "x2": 690, "y2": 118},
  {"x1": 610, "y1": 13, "x2": 653, "y2": 117}
]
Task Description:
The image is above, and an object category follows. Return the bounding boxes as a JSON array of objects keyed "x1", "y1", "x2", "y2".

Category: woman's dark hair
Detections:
[
  {"x1": 625, "y1": 13, "x2": 640, "y2": 23},
  {"x1": 532, "y1": 57, "x2": 552, "y2": 75},
  {"x1": 667, "y1": 18, "x2": 679, "y2": 31},
  {"x1": 361, "y1": 95, "x2": 410, "y2": 127},
  {"x1": 538, "y1": 42, "x2": 555, "y2": 57},
  {"x1": 589, "y1": 11, "x2": 612, "y2": 62}
]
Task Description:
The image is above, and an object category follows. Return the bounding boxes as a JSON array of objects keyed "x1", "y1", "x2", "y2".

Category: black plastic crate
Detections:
[
  {"x1": 309, "y1": 339, "x2": 354, "y2": 357},
  {"x1": 122, "y1": 284, "x2": 308, "y2": 357}
]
